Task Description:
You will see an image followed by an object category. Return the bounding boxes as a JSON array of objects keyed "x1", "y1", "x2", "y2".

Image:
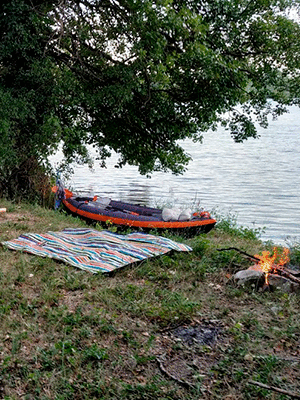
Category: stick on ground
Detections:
[
  {"x1": 248, "y1": 380, "x2": 300, "y2": 399},
  {"x1": 156, "y1": 356, "x2": 194, "y2": 389}
]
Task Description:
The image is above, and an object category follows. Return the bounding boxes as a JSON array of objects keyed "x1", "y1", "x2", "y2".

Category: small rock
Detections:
[
  {"x1": 233, "y1": 269, "x2": 264, "y2": 287},
  {"x1": 270, "y1": 306, "x2": 282, "y2": 315},
  {"x1": 244, "y1": 353, "x2": 254, "y2": 362}
]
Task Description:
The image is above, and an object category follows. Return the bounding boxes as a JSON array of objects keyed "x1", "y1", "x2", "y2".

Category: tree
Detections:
[
  {"x1": 0, "y1": 0, "x2": 300, "y2": 199},
  {"x1": 0, "y1": 0, "x2": 65, "y2": 198}
]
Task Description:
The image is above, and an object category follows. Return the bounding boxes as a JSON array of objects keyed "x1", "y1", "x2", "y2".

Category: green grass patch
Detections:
[{"x1": 0, "y1": 201, "x2": 299, "y2": 399}]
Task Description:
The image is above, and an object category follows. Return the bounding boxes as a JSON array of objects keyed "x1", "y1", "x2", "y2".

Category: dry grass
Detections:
[{"x1": 0, "y1": 201, "x2": 299, "y2": 399}]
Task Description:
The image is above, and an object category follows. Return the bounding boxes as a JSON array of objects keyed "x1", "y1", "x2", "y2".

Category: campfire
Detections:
[
  {"x1": 218, "y1": 246, "x2": 300, "y2": 292},
  {"x1": 250, "y1": 247, "x2": 291, "y2": 285}
]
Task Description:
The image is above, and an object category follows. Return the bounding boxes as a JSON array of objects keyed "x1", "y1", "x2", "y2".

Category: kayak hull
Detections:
[{"x1": 62, "y1": 195, "x2": 216, "y2": 235}]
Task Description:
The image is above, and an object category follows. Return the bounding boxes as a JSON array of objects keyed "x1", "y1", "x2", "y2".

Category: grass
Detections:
[{"x1": 0, "y1": 200, "x2": 299, "y2": 399}]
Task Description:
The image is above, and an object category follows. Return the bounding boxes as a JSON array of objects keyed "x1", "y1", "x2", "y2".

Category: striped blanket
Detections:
[{"x1": 2, "y1": 228, "x2": 192, "y2": 273}]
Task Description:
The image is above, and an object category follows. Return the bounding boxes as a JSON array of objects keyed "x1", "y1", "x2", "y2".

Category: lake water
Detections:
[{"x1": 52, "y1": 106, "x2": 300, "y2": 245}]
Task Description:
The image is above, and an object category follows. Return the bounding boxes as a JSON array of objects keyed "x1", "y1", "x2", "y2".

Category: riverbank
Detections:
[{"x1": 0, "y1": 201, "x2": 299, "y2": 399}]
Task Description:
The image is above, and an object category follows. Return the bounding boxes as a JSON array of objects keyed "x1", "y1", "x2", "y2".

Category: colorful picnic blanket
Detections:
[{"x1": 2, "y1": 228, "x2": 192, "y2": 273}]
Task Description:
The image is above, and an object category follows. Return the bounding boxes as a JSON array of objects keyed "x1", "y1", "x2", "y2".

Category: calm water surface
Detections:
[{"x1": 54, "y1": 106, "x2": 300, "y2": 245}]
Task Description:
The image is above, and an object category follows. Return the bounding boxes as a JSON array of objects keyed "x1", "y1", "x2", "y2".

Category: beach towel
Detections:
[{"x1": 2, "y1": 228, "x2": 192, "y2": 273}]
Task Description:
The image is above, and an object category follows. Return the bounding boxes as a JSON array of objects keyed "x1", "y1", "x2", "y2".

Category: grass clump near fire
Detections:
[{"x1": 0, "y1": 201, "x2": 299, "y2": 400}]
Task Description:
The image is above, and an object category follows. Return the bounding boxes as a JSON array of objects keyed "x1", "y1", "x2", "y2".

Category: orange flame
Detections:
[{"x1": 253, "y1": 247, "x2": 290, "y2": 285}]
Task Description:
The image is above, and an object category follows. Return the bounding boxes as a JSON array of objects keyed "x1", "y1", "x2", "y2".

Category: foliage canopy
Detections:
[{"x1": 0, "y1": 0, "x2": 300, "y2": 198}]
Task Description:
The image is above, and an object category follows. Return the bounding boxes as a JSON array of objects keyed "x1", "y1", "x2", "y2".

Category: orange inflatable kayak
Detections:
[{"x1": 53, "y1": 187, "x2": 216, "y2": 235}]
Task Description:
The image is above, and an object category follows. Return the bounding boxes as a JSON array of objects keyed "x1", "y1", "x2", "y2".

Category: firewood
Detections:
[
  {"x1": 283, "y1": 267, "x2": 300, "y2": 277},
  {"x1": 272, "y1": 266, "x2": 300, "y2": 284}
]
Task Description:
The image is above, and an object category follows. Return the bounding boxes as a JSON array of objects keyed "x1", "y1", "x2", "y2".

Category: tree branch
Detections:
[{"x1": 217, "y1": 247, "x2": 260, "y2": 262}]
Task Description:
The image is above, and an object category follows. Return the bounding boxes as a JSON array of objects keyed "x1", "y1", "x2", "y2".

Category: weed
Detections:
[
  {"x1": 190, "y1": 236, "x2": 210, "y2": 257},
  {"x1": 215, "y1": 211, "x2": 265, "y2": 241},
  {"x1": 289, "y1": 242, "x2": 300, "y2": 265},
  {"x1": 82, "y1": 344, "x2": 109, "y2": 363}
]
